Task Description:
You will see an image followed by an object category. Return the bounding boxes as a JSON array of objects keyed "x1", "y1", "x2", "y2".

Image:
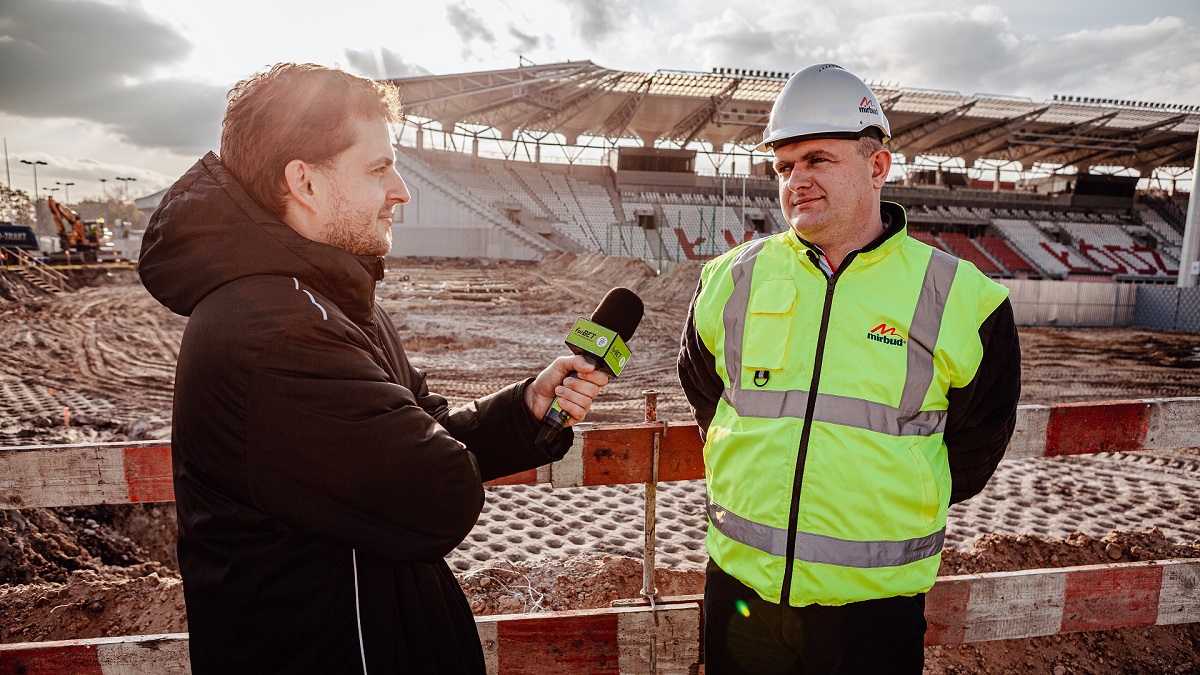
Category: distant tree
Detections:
[
  {"x1": 74, "y1": 198, "x2": 140, "y2": 227},
  {"x1": 0, "y1": 185, "x2": 35, "y2": 227}
]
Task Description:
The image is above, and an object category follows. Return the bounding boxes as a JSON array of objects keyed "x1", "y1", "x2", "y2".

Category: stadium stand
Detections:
[
  {"x1": 392, "y1": 148, "x2": 553, "y2": 256},
  {"x1": 908, "y1": 229, "x2": 949, "y2": 252},
  {"x1": 991, "y1": 219, "x2": 1098, "y2": 279},
  {"x1": 1134, "y1": 206, "x2": 1184, "y2": 261},
  {"x1": 380, "y1": 60, "x2": 1196, "y2": 282},
  {"x1": 390, "y1": 145, "x2": 1189, "y2": 282},
  {"x1": 938, "y1": 231, "x2": 1004, "y2": 274},
  {"x1": 978, "y1": 235, "x2": 1038, "y2": 275},
  {"x1": 1058, "y1": 222, "x2": 1173, "y2": 277}
]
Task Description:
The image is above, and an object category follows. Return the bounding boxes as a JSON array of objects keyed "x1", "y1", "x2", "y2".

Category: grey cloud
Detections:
[
  {"x1": 847, "y1": 12, "x2": 1200, "y2": 104},
  {"x1": 669, "y1": 6, "x2": 843, "y2": 72},
  {"x1": 344, "y1": 48, "x2": 433, "y2": 80},
  {"x1": 560, "y1": 0, "x2": 627, "y2": 46},
  {"x1": 0, "y1": 0, "x2": 225, "y2": 155},
  {"x1": 508, "y1": 25, "x2": 548, "y2": 54},
  {"x1": 670, "y1": 5, "x2": 1200, "y2": 107},
  {"x1": 838, "y1": 8, "x2": 1018, "y2": 89},
  {"x1": 997, "y1": 17, "x2": 1200, "y2": 102},
  {"x1": 13, "y1": 153, "x2": 175, "y2": 195},
  {"x1": 446, "y1": 2, "x2": 496, "y2": 45}
]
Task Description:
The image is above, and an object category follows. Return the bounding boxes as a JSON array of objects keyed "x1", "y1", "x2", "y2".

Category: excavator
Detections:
[{"x1": 46, "y1": 196, "x2": 112, "y2": 263}]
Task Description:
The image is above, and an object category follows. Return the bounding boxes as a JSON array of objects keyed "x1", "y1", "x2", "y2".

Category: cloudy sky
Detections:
[{"x1": 2, "y1": 0, "x2": 1198, "y2": 201}]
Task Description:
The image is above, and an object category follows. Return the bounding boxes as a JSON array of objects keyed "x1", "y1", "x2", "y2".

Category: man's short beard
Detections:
[{"x1": 323, "y1": 191, "x2": 392, "y2": 257}]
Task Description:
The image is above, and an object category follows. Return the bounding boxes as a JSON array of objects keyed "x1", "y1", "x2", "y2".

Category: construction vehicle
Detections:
[
  {"x1": 46, "y1": 197, "x2": 113, "y2": 263},
  {"x1": 0, "y1": 223, "x2": 40, "y2": 252}
]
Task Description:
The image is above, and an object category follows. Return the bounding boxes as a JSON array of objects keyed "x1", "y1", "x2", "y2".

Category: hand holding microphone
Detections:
[{"x1": 529, "y1": 287, "x2": 644, "y2": 448}]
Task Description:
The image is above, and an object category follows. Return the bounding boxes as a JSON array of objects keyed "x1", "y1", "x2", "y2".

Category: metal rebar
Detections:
[
  {"x1": 641, "y1": 419, "x2": 667, "y2": 608},
  {"x1": 642, "y1": 389, "x2": 659, "y2": 423}
]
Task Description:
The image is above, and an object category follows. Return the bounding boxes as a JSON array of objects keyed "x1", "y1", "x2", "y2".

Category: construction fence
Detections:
[
  {"x1": 959, "y1": 279, "x2": 1200, "y2": 331},
  {"x1": 1132, "y1": 286, "x2": 1200, "y2": 332}
]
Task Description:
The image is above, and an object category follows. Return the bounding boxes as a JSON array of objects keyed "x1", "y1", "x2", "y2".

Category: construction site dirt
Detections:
[{"x1": 2, "y1": 255, "x2": 1199, "y2": 673}]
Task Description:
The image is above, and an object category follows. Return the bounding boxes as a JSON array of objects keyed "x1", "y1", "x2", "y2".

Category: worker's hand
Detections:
[{"x1": 525, "y1": 355, "x2": 610, "y2": 427}]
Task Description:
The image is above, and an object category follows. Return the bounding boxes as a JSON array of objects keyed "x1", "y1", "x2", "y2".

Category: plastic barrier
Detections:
[
  {"x1": 3, "y1": 558, "x2": 1199, "y2": 672},
  {"x1": 5, "y1": 398, "x2": 1198, "y2": 508}
]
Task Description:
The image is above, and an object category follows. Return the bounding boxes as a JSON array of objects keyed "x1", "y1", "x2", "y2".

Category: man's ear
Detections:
[
  {"x1": 870, "y1": 149, "x2": 892, "y2": 189},
  {"x1": 283, "y1": 159, "x2": 321, "y2": 215}
]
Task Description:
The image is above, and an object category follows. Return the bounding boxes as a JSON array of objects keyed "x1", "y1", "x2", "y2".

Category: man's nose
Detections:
[
  {"x1": 787, "y1": 167, "x2": 811, "y2": 193},
  {"x1": 390, "y1": 172, "x2": 411, "y2": 206}
]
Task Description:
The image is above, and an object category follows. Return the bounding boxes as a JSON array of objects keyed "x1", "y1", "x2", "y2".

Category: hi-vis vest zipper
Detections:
[{"x1": 694, "y1": 203, "x2": 1009, "y2": 607}]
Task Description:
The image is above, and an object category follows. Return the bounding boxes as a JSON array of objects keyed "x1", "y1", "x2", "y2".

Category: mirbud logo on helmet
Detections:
[{"x1": 760, "y1": 63, "x2": 891, "y2": 152}]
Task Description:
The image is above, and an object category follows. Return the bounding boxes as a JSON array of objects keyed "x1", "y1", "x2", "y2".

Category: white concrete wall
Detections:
[
  {"x1": 390, "y1": 183, "x2": 543, "y2": 260},
  {"x1": 999, "y1": 278, "x2": 1138, "y2": 327}
]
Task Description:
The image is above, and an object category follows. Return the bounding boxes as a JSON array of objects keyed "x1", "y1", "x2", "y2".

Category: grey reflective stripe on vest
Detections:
[
  {"x1": 721, "y1": 241, "x2": 958, "y2": 437},
  {"x1": 722, "y1": 238, "x2": 770, "y2": 393},
  {"x1": 707, "y1": 497, "x2": 945, "y2": 568},
  {"x1": 900, "y1": 248, "x2": 959, "y2": 414}
]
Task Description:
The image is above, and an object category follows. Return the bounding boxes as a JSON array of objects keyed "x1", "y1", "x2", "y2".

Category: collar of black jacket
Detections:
[{"x1": 139, "y1": 152, "x2": 383, "y2": 325}]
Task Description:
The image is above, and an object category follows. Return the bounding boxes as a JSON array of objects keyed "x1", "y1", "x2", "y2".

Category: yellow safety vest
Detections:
[{"x1": 694, "y1": 203, "x2": 1009, "y2": 607}]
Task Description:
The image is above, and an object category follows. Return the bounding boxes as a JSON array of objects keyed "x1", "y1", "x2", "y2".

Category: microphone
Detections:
[{"x1": 534, "y1": 287, "x2": 644, "y2": 448}]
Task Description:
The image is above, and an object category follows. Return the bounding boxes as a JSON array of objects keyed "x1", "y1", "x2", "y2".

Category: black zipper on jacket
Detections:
[{"x1": 778, "y1": 248, "x2": 855, "y2": 604}]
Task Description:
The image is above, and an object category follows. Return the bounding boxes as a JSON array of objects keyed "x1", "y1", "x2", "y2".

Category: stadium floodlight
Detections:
[
  {"x1": 1178, "y1": 127, "x2": 1200, "y2": 289},
  {"x1": 115, "y1": 176, "x2": 137, "y2": 201},
  {"x1": 20, "y1": 159, "x2": 47, "y2": 201},
  {"x1": 56, "y1": 181, "x2": 75, "y2": 204}
]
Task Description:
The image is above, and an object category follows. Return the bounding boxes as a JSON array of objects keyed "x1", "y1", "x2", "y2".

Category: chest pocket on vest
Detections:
[{"x1": 741, "y1": 279, "x2": 796, "y2": 373}]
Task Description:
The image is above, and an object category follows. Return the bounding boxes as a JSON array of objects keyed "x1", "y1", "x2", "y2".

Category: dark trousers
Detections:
[{"x1": 704, "y1": 560, "x2": 926, "y2": 675}]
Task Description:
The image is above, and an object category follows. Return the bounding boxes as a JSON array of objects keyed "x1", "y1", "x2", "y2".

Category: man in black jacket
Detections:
[{"x1": 139, "y1": 63, "x2": 608, "y2": 673}]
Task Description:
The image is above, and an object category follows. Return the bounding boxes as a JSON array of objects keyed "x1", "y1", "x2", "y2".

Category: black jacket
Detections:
[
  {"x1": 140, "y1": 153, "x2": 572, "y2": 674},
  {"x1": 677, "y1": 205, "x2": 1021, "y2": 506}
]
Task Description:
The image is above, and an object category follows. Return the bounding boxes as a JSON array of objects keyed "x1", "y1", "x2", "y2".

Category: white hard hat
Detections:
[{"x1": 758, "y1": 63, "x2": 891, "y2": 152}]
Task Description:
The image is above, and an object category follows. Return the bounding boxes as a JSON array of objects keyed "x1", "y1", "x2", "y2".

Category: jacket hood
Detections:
[{"x1": 139, "y1": 152, "x2": 383, "y2": 321}]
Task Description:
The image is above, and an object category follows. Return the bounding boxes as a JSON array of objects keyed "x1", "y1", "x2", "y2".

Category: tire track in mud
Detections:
[{"x1": 0, "y1": 283, "x2": 183, "y2": 444}]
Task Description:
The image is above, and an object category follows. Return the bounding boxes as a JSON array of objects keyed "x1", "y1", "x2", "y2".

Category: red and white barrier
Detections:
[
  {"x1": 926, "y1": 558, "x2": 1200, "y2": 644},
  {"x1": 3, "y1": 558, "x2": 1198, "y2": 672},
  {"x1": 0, "y1": 442, "x2": 173, "y2": 509},
  {"x1": 476, "y1": 600, "x2": 701, "y2": 674},
  {"x1": 0, "y1": 633, "x2": 191, "y2": 674},
  {"x1": 1004, "y1": 397, "x2": 1200, "y2": 459},
  {"x1": 1, "y1": 399, "x2": 1198, "y2": 673},
  {"x1": 3, "y1": 398, "x2": 1198, "y2": 508}
]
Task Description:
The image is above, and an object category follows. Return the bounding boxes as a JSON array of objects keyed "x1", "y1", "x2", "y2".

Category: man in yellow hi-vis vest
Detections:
[{"x1": 677, "y1": 64, "x2": 1021, "y2": 674}]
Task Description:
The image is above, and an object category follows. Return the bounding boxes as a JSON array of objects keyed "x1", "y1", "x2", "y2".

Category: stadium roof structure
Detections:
[{"x1": 390, "y1": 60, "x2": 1200, "y2": 175}]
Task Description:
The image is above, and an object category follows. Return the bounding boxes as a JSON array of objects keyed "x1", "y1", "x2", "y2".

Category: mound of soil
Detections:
[
  {"x1": 941, "y1": 528, "x2": 1200, "y2": 574},
  {"x1": 1, "y1": 572, "x2": 185, "y2": 644},
  {"x1": 459, "y1": 555, "x2": 704, "y2": 615},
  {"x1": 0, "y1": 506, "x2": 176, "y2": 586}
]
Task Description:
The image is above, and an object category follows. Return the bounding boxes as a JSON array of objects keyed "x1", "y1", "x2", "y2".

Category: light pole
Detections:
[
  {"x1": 56, "y1": 181, "x2": 75, "y2": 204},
  {"x1": 115, "y1": 176, "x2": 137, "y2": 201},
  {"x1": 99, "y1": 178, "x2": 107, "y2": 201},
  {"x1": 20, "y1": 159, "x2": 47, "y2": 201}
]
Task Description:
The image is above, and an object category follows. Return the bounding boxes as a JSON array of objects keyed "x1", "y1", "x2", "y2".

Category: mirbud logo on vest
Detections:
[
  {"x1": 867, "y1": 323, "x2": 905, "y2": 346},
  {"x1": 858, "y1": 96, "x2": 879, "y2": 115}
]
